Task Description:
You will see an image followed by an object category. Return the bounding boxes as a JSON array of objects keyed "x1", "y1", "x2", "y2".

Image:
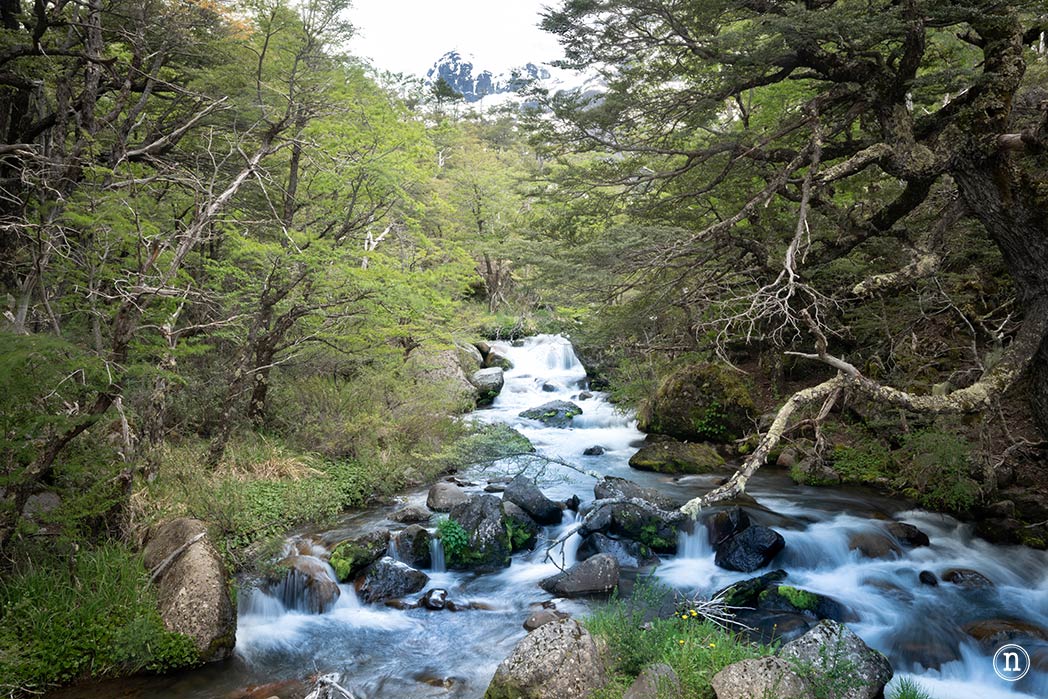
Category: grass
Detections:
[
  {"x1": 888, "y1": 677, "x2": 936, "y2": 699},
  {"x1": 585, "y1": 581, "x2": 774, "y2": 699},
  {"x1": 0, "y1": 543, "x2": 199, "y2": 696}
]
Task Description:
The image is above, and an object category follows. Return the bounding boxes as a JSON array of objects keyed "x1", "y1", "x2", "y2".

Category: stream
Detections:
[{"x1": 49, "y1": 335, "x2": 1048, "y2": 699}]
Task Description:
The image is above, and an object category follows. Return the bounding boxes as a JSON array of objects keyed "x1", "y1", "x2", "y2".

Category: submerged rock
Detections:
[
  {"x1": 504, "y1": 475, "x2": 563, "y2": 525},
  {"x1": 583, "y1": 445, "x2": 605, "y2": 456},
  {"x1": 628, "y1": 439, "x2": 725, "y2": 474},
  {"x1": 269, "y1": 555, "x2": 341, "y2": 614},
  {"x1": 714, "y1": 525, "x2": 785, "y2": 572},
  {"x1": 518, "y1": 400, "x2": 583, "y2": 428},
  {"x1": 420, "y1": 588, "x2": 448, "y2": 610},
  {"x1": 427, "y1": 482, "x2": 469, "y2": 512},
  {"x1": 919, "y1": 570, "x2": 938, "y2": 586},
  {"x1": 484, "y1": 618, "x2": 608, "y2": 699},
  {"x1": 704, "y1": 506, "x2": 751, "y2": 547},
  {"x1": 539, "y1": 554, "x2": 620, "y2": 597},
  {"x1": 143, "y1": 518, "x2": 236, "y2": 662},
  {"x1": 359, "y1": 556, "x2": 429, "y2": 603},
  {"x1": 884, "y1": 521, "x2": 930, "y2": 547},
  {"x1": 942, "y1": 568, "x2": 994, "y2": 589},
  {"x1": 848, "y1": 531, "x2": 902, "y2": 559}
]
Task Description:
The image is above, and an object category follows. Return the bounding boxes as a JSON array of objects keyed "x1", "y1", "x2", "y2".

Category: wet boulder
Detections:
[
  {"x1": 919, "y1": 570, "x2": 938, "y2": 586},
  {"x1": 884, "y1": 521, "x2": 930, "y2": 547},
  {"x1": 704, "y1": 506, "x2": 751, "y2": 547},
  {"x1": 484, "y1": 348, "x2": 513, "y2": 370},
  {"x1": 328, "y1": 530, "x2": 390, "y2": 582},
  {"x1": 518, "y1": 400, "x2": 582, "y2": 428},
  {"x1": 715, "y1": 569, "x2": 788, "y2": 607},
  {"x1": 484, "y1": 618, "x2": 608, "y2": 699},
  {"x1": 539, "y1": 554, "x2": 620, "y2": 597},
  {"x1": 714, "y1": 525, "x2": 785, "y2": 572},
  {"x1": 942, "y1": 568, "x2": 994, "y2": 589},
  {"x1": 636, "y1": 362, "x2": 756, "y2": 443},
  {"x1": 449, "y1": 494, "x2": 512, "y2": 570},
  {"x1": 580, "y1": 502, "x2": 681, "y2": 554},
  {"x1": 576, "y1": 533, "x2": 659, "y2": 568},
  {"x1": 394, "y1": 525, "x2": 431, "y2": 569},
  {"x1": 759, "y1": 584, "x2": 856, "y2": 623},
  {"x1": 779, "y1": 620, "x2": 893, "y2": 699},
  {"x1": 503, "y1": 501, "x2": 540, "y2": 552},
  {"x1": 358, "y1": 556, "x2": 429, "y2": 603},
  {"x1": 583, "y1": 445, "x2": 605, "y2": 456},
  {"x1": 593, "y1": 476, "x2": 680, "y2": 511},
  {"x1": 628, "y1": 439, "x2": 725, "y2": 474},
  {"x1": 390, "y1": 504, "x2": 432, "y2": 524},
  {"x1": 420, "y1": 588, "x2": 448, "y2": 610},
  {"x1": 143, "y1": 518, "x2": 236, "y2": 662},
  {"x1": 711, "y1": 656, "x2": 810, "y2": 699},
  {"x1": 848, "y1": 531, "x2": 902, "y2": 559},
  {"x1": 427, "y1": 482, "x2": 469, "y2": 512},
  {"x1": 962, "y1": 618, "x2": 1048, "y2": 651},
  {"x1": 269, "y1": 555, "x2": 341, "y2": 614},
  {"x1": 504, "y1": 475, "x2": 563, "y2": 525},
  {"x1": 471, "y1": 368, "x2": 505, "y2": 405}
]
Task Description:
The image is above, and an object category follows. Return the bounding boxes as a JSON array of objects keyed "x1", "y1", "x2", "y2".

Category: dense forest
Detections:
[{"x1": 1, "y1": 0, "x2": 1046, "y2": 697}]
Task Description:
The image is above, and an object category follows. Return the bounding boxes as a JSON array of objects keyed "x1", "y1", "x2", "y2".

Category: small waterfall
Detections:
[
  {"x1": 248, "y1": 555, "x2": 342, "y2": 615},
  {"x1": 387, "y1": 537, "x2": 401, "y2": 562},
  {"x1": 430, "y1": 538, "x2": 446, "y2": 573},
  {"x1": 677, "y1": 526, "x2": 712, "y2": 559}
]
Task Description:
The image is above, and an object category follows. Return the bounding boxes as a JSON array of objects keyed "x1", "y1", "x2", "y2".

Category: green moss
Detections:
[
  {"x1": 637, "y1": 362, "x2": 756, "y2": 444},
  {"x1": 776, "y1": 585, "x2": 819, "y2": 611},
  {"x1": 628, "y1": 441, "x2": 725, "y2": 474}
]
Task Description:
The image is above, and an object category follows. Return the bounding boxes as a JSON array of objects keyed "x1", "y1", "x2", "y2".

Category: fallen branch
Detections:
[{"x1": 149, "y1": 532, "x2": 205, "y2": 583}]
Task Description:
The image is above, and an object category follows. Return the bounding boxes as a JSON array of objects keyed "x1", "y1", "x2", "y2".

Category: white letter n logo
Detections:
[{"x1": 1002, "y1": 652, "x2": 1021, "y2": 672}]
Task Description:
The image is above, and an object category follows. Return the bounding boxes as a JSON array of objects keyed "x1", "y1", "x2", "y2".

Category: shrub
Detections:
[
  {"x1": 0, "y1": 543, "x2": 198, "y2": 694},
  {"x1": 896, "y1": 430, "x2": 980, "y2": 512},
  {"x1": 888, "y1": 677, "x2": 936, "y2": 699},
  {"x1": 435, "y1": 516, "x2": 473, "y2": 567},
  {"x1": 587, "y1": 580, "x2": 772, "y2": 699}
]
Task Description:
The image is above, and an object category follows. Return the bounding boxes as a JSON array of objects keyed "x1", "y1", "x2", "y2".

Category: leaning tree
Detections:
[{"x1": 539, "y1": 0, "x2": 1048, "y2": 512}]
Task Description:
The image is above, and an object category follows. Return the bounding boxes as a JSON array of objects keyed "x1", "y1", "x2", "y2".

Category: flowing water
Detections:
[{"x1": 48, "y1": 335, "x2": 1047, "y2": 699}]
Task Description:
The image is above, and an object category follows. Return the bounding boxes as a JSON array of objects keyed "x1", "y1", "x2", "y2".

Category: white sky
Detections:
[{"x1": 347, "y1": 0, "x2": 564, "y2": 77}]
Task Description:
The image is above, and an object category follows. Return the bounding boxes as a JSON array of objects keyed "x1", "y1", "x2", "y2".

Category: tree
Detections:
[{"x1": 538, "y1": 0, "x2": 1048, "y2": 510}]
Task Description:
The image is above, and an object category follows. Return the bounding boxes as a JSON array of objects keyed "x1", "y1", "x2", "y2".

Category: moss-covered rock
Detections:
[
  {"x1": 637, "y1": 362, "x2": 756, "y2": 443},
  {"x1": 628, "y1": 439, "x2": 726, "y2": 474},
  {"x1": 328, "y1": 530, "x2": 389, "y2": 583}
]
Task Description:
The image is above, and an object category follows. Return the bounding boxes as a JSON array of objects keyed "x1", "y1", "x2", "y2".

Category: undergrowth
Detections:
[
  {"x1": 0, "y1": 543, "x2": 198, "y2": 695},
  {"x1": 586, "y1": 580, "x2": 773, "y2": 699}
]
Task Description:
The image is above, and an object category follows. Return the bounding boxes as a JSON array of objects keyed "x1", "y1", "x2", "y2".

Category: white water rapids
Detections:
[{"x1": 53, "y1": 334, "x2": 1048, "y2": 699}]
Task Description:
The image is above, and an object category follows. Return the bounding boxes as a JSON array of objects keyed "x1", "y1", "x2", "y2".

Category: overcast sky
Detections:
[{"x1": 347, "y1": 0, "x2": 564, "y2": 76}]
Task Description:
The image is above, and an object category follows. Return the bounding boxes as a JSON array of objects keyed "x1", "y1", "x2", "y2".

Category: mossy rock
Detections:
[
  {"x1": 328, "y1": 530, "x2": 389, "y2": 583},
  {"x1": 628, "y1": 439, "x2": 726, "y2": 474},
  {"x1": 637, "y1": 362, "x2": 756, "y2": 443}
]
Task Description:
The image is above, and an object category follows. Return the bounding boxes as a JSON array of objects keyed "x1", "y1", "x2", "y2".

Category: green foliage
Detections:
[
  {"x1": 896, "y1": 430, "x2": 980, "y2": 512},
  {"x1": 0, "y1": 544, "x2": 198, "y2": 694},
  {"x1": 830, "y1": 440, "x2": 893, "y2": 483},
  {"x1": 435, "y1": 517, "x2": 473, "y2": 567},
  {"x1": 787, "y1": 634, "x2": 869, "y2": 699},
  {"x1": 773, "y1": 585, "x2": 819, "y2": 612},
  {"x1": 888, "y1": 677, "x2": 936, "y2": 699},
  {"x1": 587, "y1": 580, "x2": 772, "y2": 699}
]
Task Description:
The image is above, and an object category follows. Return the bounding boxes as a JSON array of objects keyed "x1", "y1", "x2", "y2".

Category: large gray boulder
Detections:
[
  {"x1": 593, "y1": 476, "x2": 680, "y2": 511},
  {"x1": 711, "y1": 656, "x2": 810, "y2": 699},
  {"x1": 539, "y1": 553, "x2": 620, "y2": 597},
  {"x1": 505, "y1": 475, "x2": 563, "y2": 525},
  {"x1": 484, "y1": 618, "x2": 608, "y2": 699},
  {"x1": 143, "y1": 518, "x2": 235, "y2": 662},
  {"x1": 580, "y1": 502, "x2": 682, "y2": 555},
  {"x1": 449, "y1": 495, "x2": 511, "y2": 570},
  {"x1": 519, "y1": 400, "x2": 582, "y2": 428},
  {"x1": 779, "y1": 620, "x2": 893, "y2": 699},
  {"x1": 408, "y1": 349, "x2": 478, "y2": 408},
  {"x1": 427, "y1": 481, "x2": 469, "y2": 512},
  {"x1": 471, "y1": 367, "x2": 505, "y2": 405},
  {"x1": 358, "y1": 556, "x2": 429, "y2": 603}
]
